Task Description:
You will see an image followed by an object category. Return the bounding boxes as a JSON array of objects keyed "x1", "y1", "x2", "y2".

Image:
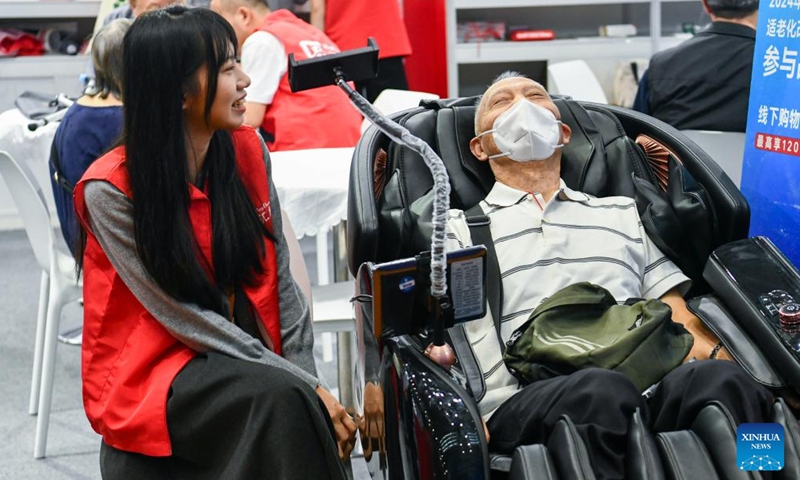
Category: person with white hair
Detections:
[{"x1": 49, "y1": 18, "x2": 132, "y2": 256}]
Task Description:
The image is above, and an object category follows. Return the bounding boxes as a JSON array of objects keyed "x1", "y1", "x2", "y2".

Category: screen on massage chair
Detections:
[{"x1": 369, "y1": 246, "x2": 487, "y2": 337}]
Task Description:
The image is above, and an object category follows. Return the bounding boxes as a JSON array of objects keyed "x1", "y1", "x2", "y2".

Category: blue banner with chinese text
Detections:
[{"x1": 743, "y1": 3, "x2": 800, "y2": 266}]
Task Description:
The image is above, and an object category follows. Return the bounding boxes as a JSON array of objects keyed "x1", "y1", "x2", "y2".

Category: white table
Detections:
[
  {"x1": 270, "y1": 147, "x2": 353, "y2": 285},
  {"x1": 0, "y1": 108, "x2": 355, "y2": 286}
]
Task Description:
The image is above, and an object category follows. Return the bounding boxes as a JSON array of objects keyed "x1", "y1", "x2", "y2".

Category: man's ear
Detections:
[
  {"x1": 238, "y1": 5, "x2": 252, "y2": 26},
  {"x1": 470, "y1": 136, "x2": 489, "y2": 162},
  {"x1": 560, "y1": 123, "x2": 572, "y2": 146}
]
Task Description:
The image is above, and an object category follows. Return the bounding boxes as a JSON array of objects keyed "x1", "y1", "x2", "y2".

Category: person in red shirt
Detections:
[
  {"x1": 310, "y1": 0, "x2": 413, "y2": 103},
  {"x1": 74, "y1": 6, "x2": 355, "y2": 478},
  {"x1": 210, "y1": 0, "x2": 362, "y2": 151}
]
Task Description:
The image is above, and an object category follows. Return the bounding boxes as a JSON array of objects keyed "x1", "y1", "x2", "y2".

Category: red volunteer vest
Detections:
[
  {"x1": 258, "y1": 9, "x2": 361, "y2": 151},
  {"x1": 323, "y1": 0, "x2": 412, "y2": 59},
  {"x1": 74, "y1": 126, "x2": 281, "y2": 456}
]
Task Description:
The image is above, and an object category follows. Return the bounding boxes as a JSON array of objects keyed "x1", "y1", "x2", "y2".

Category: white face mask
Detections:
[{"x1": 477, "y1": 99, "x2": 564, "y2": 162}]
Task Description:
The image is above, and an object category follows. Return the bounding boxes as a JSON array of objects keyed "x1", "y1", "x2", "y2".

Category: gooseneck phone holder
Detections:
[{"x1": 288, "y1": 38, "x2": 458, "y2": 368}]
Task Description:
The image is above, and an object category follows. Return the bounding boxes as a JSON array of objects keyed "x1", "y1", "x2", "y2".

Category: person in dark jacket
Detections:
[{"x1": 633, "y1": 0, "x2": 758, "y2": 132}]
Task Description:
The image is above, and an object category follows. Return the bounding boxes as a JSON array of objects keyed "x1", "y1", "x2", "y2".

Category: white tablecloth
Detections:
[
  {"x1": 270, "y1": 147, "x2": 353, "y2": 239},
  {"x1": 0, "y1": 108, "x2": 59, "y2": 215},
  {"x1": 0, "y1": 108, "x2": 354, "y2": 243}
]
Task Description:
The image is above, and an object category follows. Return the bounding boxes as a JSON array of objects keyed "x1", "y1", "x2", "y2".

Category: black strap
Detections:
[
  {"x1": 465, "y1": 203, "x2": 505, "y2": 353},
  {"x1": 49, "y1": 140, "x2": 74, "y2": 194}
]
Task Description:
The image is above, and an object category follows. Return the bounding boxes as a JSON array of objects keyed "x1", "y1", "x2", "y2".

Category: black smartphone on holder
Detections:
[{"x1": 368, "y1": 246, "x2": 488, "y2": 339}]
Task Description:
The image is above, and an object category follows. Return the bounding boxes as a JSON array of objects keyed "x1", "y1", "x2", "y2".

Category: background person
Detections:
[
  {"x1": 74, "y1": 7, "x2": 355, "y2": 478},
  {"x1": 310, "y1": 0, "x2": 412, "y2": 103},
  {"x1": 633, "y1": 0, "x2": 758, "y2": 132},
  {"x1": 84, "y1": 0, "x2": 185, "y2": 87},
  {"x1": 49, "y1": 18, "x2": 130, "y2": 256},
  {"x1": 210, "y1": 0, "x2": 362, "y2": 151}
]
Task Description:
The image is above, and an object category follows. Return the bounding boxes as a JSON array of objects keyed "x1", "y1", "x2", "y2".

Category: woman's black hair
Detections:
[{"x1": 99, "y1": 5, "x2": 271, "y2": 315}]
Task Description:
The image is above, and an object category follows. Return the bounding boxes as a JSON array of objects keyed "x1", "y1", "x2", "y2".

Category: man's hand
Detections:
[
  {"x1": 316, "y1": 386, "x2": 357, "y2": 460},
  {"x1": 659, "y1": 288, "x2": 732, "y2": 362}
]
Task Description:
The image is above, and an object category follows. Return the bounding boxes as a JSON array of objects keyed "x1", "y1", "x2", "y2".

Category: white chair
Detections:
[
  {"x1": 282, "y1": 209, "x2": 355, "y2": 401},
  {"x1": 547, "y1": 60, "x2": 609, "y2": 104},
  {"x1": 281, "y1": 208, "x2": 354, "y2": 336},
  {"x1": 680, "y1": 130, "x2": 746, "y2": 187},
  {"x1": 361, "y1": 89, "x2": 440, "y2": 133},
  {"x1": 0, "y1": 151, "x2": 82, "y2": 459}
]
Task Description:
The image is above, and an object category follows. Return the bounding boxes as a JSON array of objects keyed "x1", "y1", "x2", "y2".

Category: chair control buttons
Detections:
[
  {"x1": 779, "y1": 303, "x2": 800, "y2": 334},
  {"x1": 760, "y1": 289, "x2": 795, "y2": 317}
]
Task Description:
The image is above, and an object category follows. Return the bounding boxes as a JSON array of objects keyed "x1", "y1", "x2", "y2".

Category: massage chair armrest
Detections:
[
  {"x1": 702, "y1": 237, "x2": 800, "y2": 393},
  {"x1": 656, "y1": 431, "x2": 721, "y2": 480},
  {"x1": 687, "y1": 295, "x2": 785, "y2": 390}
]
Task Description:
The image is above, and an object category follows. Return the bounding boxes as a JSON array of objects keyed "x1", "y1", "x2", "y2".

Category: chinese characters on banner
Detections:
[{"x1": 743, "y1": 0, "x2": 800, "y2": 265}]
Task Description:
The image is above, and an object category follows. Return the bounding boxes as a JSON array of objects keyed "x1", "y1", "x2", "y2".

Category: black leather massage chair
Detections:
[{"x1": 345, "y1": 96, "x2": 800, "y2": 480}]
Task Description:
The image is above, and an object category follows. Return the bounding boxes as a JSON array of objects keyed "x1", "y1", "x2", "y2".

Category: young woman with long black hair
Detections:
[{"x1": 74, "y1": 6, "x2": 354, "y2": 478}]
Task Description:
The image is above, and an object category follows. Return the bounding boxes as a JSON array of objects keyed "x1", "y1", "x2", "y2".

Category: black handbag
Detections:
[{"x1": 14, "y1": 91, "x2": 67, "y2": 120}]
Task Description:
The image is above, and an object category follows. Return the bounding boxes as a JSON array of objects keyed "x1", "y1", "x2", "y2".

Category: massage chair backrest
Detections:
[{"x1": 347, "y1": 96, "x2": 750, "y2": 294}]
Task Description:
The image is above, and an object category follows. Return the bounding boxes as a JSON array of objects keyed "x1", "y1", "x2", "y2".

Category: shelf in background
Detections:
[
  {"x1": 0, "y1": 1, "x2": 101, "y2": 18},
  {"x1": 455, "y1": 0, "x2": 696, "y2": 7},
  {"x1": 455, "y1": 36, "x2": 687, "y2": 64},
  {"x1": 0, "y1": 54, "x2": 86, "y2": 79}
]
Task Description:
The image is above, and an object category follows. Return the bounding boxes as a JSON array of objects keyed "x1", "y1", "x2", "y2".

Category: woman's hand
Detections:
[{"x1": 316, "y1": 386, "x2": 357, "y2": 460}]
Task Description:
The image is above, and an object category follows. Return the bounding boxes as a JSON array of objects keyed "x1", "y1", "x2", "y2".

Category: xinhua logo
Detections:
[{"x1": 737, "y1": 423, "x2": 785, "y2": 471}]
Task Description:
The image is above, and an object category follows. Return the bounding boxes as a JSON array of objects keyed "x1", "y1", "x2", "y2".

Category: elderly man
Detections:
[
  {"x1": 633, "y1": 0, "x2": 757, "y2": 131},
  {"x1": 444, "y1": 72, "x2": 773, "y2": 480}
]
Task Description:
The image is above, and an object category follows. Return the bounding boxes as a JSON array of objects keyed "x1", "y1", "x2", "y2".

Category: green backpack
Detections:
[{"x1": 503, "y1": 282, "x2": 694, "y2": 392}]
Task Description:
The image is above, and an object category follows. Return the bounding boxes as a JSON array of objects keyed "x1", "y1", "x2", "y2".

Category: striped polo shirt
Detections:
[{"x1": 445, "y1": 180, "x2": 690, "y2": 419}]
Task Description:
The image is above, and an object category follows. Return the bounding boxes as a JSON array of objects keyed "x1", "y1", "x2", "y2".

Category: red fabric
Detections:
[
  {"x1": 323, "y1": 0, "x2": 412, "y2": 59},
  {"x1": 0, "y1": 29, "x2": 44, "y2": 57},
  {"x1": 258, "y1": 10, "x2": 361, "y2": 151},
  {"x1": 74, "y1": 126, "x2": 282, "y2": 456},
  {"x1": 402, "y1": 0, "x2": 448, "y2": 97}
]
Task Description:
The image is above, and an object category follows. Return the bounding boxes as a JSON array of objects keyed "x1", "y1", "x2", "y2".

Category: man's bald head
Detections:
[
  {"x1": 210, "y1": 0, "x2": 270, "y2": 47},
  {"x1": 129, "y1": 0, "x2": 185, "y2": 17},
  {"x1": 213, "y1": 0, "x2": 269, "y2": 12}
]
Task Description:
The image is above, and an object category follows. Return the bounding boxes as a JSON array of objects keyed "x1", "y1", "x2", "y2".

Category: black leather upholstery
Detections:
[
  {"x1": 545, "y1": 416, "x2": 597, "y2": 480},
  {"x1": 627, "y1": 408, "x2": 666, "y2": 480},
  {"x1": 773, "y1": 398, "x2": 800, "y2": 480},
  {"x1": 448, "y1": 325, "x2": 486, "y2": 401},
  {"x1": 689, "y1": 401, "x2": 760, "y2": 480},
  {"x1": 656, "y1": 430, "x2": 721, "y2": 480},
  {"x1": 509, "y1": 445, "x2": 560, "y2": 480}
]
